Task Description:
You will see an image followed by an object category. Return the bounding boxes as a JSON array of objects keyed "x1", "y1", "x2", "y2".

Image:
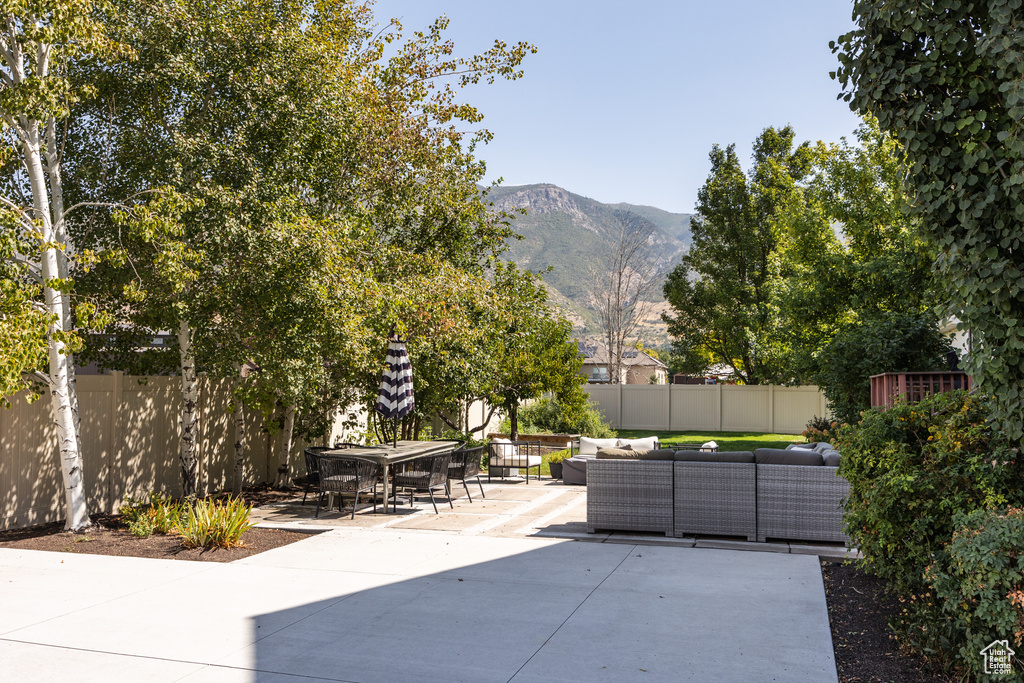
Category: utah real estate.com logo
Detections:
[{"x1": 980, "y1": 640, "x2": 1016, "y2": 676}]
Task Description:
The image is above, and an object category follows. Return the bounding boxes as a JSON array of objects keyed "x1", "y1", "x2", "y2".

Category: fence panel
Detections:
[
  {"x1": 584, "y1": 385, "x2": 622, "y2": 428},
  {"x1": 668, "y1": 385, "x2": 721, "y2": 431},
  {"x1": 772, "y1": 386, "x2": 827, "y2": 434},
  {"x1": 584, "y1": 384, "x2": 827, "y2": 435},
  {"x1": 1, "y1": 373, "x2": 310, "y2": 530},
  {"x1": 721, "y1": 385, "x2": 770, "y2": 432},
  {"x1": 620, "y1": 385, "x2": 669, "y2": 431}
]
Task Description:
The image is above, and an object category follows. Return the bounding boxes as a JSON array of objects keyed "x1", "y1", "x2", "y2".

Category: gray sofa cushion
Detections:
[
  {"x1": 674, "y1": 450, "x2": 755, "y2": 464},
  {"x1": 823, "y1": 452, "x2": 841, "y2": 467},
  {"x1": 754, "y1": 448, "x2": 824, "y2": 466},
  {"x1": 786, "y1": 443, "x2": 816, "y2": 450},
  {"x1": 812, "y1": 442, "x2": 834, "y2": 454}
]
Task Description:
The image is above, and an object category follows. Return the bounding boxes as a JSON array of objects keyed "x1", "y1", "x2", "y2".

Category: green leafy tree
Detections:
[
  {"x1": 485, "y1": 263, "x2": 585, "y2": 441},
  {"x1": 817, "y1": 312, "x2": 954, "y2": 425},
  {"x1": 834, "y1": 1, "x2": 1024, "y2": 440},
  {"x1": 0, "y1": 0, "x2": 112, "y2": 530},
  {"x1": 70, "y1": 0, "x2": 535, "y2": 494},
  {"x1": 776, "y1": 118, "x2": 937, "y2": 378},
  {"x1": 663, "y1": 126, "x2": 813, "y2": 384}
]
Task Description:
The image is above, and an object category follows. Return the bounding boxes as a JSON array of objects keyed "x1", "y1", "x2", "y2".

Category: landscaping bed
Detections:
[{"x1": 822, "y1": 559, "x2": 950, "y2": 682}]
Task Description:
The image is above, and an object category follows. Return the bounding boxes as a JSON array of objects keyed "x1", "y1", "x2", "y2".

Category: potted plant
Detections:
[{"x1": 547, "y1": 450, "x2": 569, "y2": 480}]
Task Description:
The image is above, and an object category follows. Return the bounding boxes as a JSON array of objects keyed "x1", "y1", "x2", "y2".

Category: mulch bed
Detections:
[
  {"x1": 822, "y1": 559, "x2": 952, "y2": 682},
  {"x1": 0, "y1": 485, "x2": 314, "y2": 563}
]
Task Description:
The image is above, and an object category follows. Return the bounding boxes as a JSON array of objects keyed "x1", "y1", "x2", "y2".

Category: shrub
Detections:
[
  {"x1": 816, "y1": 312, "x2": 954, "y2": 425},
  {"x1": 502, "y1": 396, "x2": 614, "y2": 438},
  {"x1": 802, "y1": 416, "x2": 837, "y2": 444},
  {"x1": 119, "y1": 492, "x2": 182, "y2": 538},
  {"x1": 175, "y1": 498, "x2": 254, "y2": 549},
  {"x1": 836, "y1": 391, "x2": 1024, "y2": 597},
  {"x1": 547, "y1": 450, "x2": 569, "y2": 464},
  {"x1": 927, "y1": 507, "x2": 1024, "y2": 677}
]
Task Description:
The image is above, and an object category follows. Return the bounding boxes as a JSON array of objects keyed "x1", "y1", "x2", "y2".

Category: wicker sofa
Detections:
[{"x1": 586, "y1": 442, "x2": 849, "y2": 544}]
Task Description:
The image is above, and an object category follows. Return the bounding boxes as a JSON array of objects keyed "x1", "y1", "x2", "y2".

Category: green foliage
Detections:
[
  {"x1": 835, "y1": 1, "x2": 1024, "y2": 442},
  {"x1": 927, "y1": 507, "x2": 1024, "y2": 676},
  {"x1": 816, "y1": 312, "x2": 954, "y2": 424},
  {"x1": 175, "y1": 497, "x2": 254, "y2": 549},
  {"x1": 547, "y1": 450, "x2": 569, "y2": 464},
  {"x1": 119, "y1": 492, "x2": 183, "y2": 538},
  {"x1": 835, "y1": 391, "x2": 1024, "y2": 601},
  {"x1": 663, "y1": 126, "x2": 813, "y2": 385},
  {"x1": 485, "y1": 263, "x2": 586, "y2": 440},
  {"x1": 802, "y1": 416, "x2": 835, "y2": 444},
  {"x1": 501, "y1": 396, "x2": 614, "y2": 438}
]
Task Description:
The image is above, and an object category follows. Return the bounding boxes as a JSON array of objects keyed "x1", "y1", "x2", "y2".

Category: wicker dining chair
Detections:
[
  {"x1": 315, "y1": 455, "x2": 381, "y2": 519},
  {"x1": 447, "y1": 445, "x2": 485, "y2": 502},
  {"x1": 299, "y1": 444, "x2": 364, "y2": 505},
  {"x1": 391, "y1": 452, "x2": 453, "y2": 514}
]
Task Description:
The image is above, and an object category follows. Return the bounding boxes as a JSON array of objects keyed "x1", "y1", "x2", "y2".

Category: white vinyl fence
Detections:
[{"x1": 584, "y1": 384, "x2": 829, "y2": 434}]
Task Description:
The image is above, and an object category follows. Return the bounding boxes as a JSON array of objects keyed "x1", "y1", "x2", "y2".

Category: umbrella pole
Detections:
[{"x1": 393, "y1": 417, "x2": 397, "y2": 448}]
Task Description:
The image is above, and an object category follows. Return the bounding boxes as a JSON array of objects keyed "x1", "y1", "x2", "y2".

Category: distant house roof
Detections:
[{"x1": 576, "y1": 340, "x2": 667, "y2": 369}]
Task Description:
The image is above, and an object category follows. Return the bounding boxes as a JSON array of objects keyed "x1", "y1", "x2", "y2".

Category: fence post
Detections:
[
  {"x1": 109, "y1": 371, "x2": 123, "y2": 513},
  {"x1": 617, "y1": 383, "x2": 623, "y2": 429},
  {"x1": 768, "y1": 385, "x2": 775, "y2": 434},
  {"x1": 716, "y1": 383, "x2": 723, "y2": 432}
]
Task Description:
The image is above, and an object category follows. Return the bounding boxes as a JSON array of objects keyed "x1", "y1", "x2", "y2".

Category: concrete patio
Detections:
[
  {"x1": 0, "y1": 525, "x2": 839, "y2": 682},
  {"x1": 251, "y1": 477, "x2": 856, "y2": 560}
]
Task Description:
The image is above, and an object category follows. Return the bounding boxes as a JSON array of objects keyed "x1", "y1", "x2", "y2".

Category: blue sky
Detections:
[{"x1": 372, "y1": 1, "x2": 863, "y2": 215}]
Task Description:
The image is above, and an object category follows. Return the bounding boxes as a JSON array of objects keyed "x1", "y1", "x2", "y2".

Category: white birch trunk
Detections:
[
  {"x1": 43, "y1": 119, "x2": 84, "y2": 460},
  {"x1": 275, "y1": 405, "x2": 296, "y2": 488},
  {"x1": 178, "y1": 320, "x2": 199, "y2": 499},
  {"x1": 21, "y1": 123, "x2": 90, "y2": 530},
  {"x1": 232, "y1": 378, "x2": 245, "y2": 497}
]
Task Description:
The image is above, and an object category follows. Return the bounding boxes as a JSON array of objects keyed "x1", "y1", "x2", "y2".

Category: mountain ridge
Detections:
[{"x1": 486, "y1": 183, "x2": 693, "y2": 345}]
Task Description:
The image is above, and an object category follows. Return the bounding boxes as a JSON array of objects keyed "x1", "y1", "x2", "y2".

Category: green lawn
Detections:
[{"x1": 615, "y1": 429, "x2": 804, "y2": 453}]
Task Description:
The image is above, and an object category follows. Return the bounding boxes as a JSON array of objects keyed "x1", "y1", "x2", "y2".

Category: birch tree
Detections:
[{"x1": 0, "y1": 0, "x2": 109, "y2": 530}]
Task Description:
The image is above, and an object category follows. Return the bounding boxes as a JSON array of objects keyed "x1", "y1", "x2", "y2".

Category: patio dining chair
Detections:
[
  {"x1": 447, "y1": 445, "x2": 485, "y2": 502},
  {"x1": 391, "y1": 452, "x2": 453, "y2": 514},
  {"x1": 299, "y1": 444, "x2": 364, "y2": 505},
  {"x1": 315, "y1": 455, "x2": 382, "y2": 519}
]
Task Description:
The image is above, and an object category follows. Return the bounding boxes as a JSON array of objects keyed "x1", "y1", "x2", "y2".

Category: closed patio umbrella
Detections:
[{"x1": 374, "y1": 332, "x2": 414, "y2": 447}]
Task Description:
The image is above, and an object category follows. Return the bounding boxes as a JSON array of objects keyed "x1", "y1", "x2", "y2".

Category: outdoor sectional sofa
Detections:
[{"x1": 585, "y1": 442, "x2": 849, "y2": 544}]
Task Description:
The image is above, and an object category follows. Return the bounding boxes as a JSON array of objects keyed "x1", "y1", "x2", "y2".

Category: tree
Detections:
[
  {"x1": 486, "y1": 263, "x2": 585, "y2": 441},
  {"x1": 590, "y1": 211, "x2": 660, "y2": 384},
  {"x1": 663, "y1": 127, "x2": 813, "y2": 384},
  {"x1": 817, "y1": 312, "x2": 954, "y2": 425},
  {"x1": 834, "y1": 2, "x2": 1024, "y2": 440},
  {"x1": 774, "y1": 118, "x2": 937, "y2": 379},
  {"x1": 70, "y1": 0, "x2": 535, "y2": 495},
  {"x1": 0, "y1": 0, "x2": 111, "y2": 530}
]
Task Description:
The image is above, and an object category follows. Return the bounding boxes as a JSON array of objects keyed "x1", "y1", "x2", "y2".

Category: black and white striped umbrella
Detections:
[{"x1": 374, "y1": 333, "x2": 414, "y2": 444}]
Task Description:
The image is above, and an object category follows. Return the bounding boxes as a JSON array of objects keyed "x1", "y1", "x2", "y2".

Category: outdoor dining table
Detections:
[{"x1": 321, "y1": 440, "x2": 461, "y2": 513}]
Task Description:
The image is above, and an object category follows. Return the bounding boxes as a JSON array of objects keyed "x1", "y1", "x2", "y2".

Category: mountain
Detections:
[{"x1": 485, "y1": 183, "x2": 692, "y2": 345}]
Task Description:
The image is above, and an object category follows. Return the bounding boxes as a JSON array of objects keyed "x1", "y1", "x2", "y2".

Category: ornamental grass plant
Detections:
[{"x1": 175, "y1": 497, "x2": 254, "y2": 550}]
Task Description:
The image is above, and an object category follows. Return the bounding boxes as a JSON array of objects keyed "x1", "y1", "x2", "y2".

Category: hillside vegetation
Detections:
[{"x1": 487, "y1": 183, "x2": 692, "y2": 343}]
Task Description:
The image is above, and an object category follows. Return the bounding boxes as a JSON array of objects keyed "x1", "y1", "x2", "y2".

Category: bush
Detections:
[
  {"x1": 501, "y1": 397, "x2": 614, "y2": 438},
  {"x1": 816, "y1": 312, "x2": 954, "y2": 425},
  {"x1": 119, "y1": 492, "x2": 183, "y2": 538},
  {"x1": 175, "y1": 498, "x2": 254, "y2": 549},
  {"x1": 802, "y1": 415, "x2": 836, "y2": 444},
  {"x1": 836, "y1": 391, "x2": 1024, "y2": 596},
  {"x1": 927, "y1": 507, "x2": 1024, "y2": 677}
]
